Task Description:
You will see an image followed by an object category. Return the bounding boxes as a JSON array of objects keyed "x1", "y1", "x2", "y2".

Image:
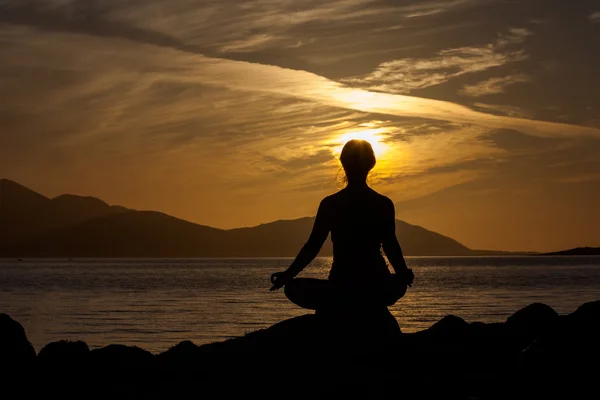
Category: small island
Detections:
[{"x1": 541, "y1": 247, "x2": 600, "y2": 256}]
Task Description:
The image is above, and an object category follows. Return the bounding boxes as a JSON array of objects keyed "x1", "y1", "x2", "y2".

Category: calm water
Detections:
[{"x1": 1, "y1": 256, "x2": 599, "y2": 354}]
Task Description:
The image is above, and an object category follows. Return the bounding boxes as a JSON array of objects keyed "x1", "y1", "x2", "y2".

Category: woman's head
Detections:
[{"x1": 340, "y1": 139, "x2": 376, "y2": 184}]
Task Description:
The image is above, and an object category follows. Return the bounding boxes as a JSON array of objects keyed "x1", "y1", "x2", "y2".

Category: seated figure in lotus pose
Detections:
[{"x1": 270, "y1": 139, "x2": 414, "y2": 316}]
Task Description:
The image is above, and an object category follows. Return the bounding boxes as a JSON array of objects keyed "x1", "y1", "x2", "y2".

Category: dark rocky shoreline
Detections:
[{"x1": 2, "y1": 301, "x2": 599, "y2": 399}]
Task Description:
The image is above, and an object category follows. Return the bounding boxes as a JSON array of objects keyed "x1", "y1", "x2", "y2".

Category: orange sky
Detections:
[{"x1": 1, "y1": 0, "x2": 599, "y2": 252}]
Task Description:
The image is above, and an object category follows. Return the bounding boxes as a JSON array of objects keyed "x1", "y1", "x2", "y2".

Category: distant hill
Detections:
[
  {"x1": 221, "y1": 217, "x2": 472, "y2": 257},
  {"x1": 0, "y1": 179, "x2": 127, "y2": 246},
  {"x1": 541, "y1": 247, "x2": 600, "y2": 256},
  {"x1": 0, "y1": 179, "x2": 51, "y2": 245},
  {"x1": 469, "y1": 249, "x2": 539, "y2": 256},
  {"x1": 6, "y1": 210, "x2": 227, "y2": 258},
  {"x1": 1, "y1": 178, "x2": 495, "y2": 257}
]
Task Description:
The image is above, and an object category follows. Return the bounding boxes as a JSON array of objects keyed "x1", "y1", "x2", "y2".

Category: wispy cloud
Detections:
[
  {"x1": 154, "y1": 53, "x2": 599, "y2": 139},
  {"x1": 1, "y1": 22, "x2": 599, "y2": 144},
  {"x1": 461, "y1": 74, "x2": 531, "y2": 97},
  {"x1": 496, "y1": 27, "x2": 532, "y2": 47},
  {"x1": 0, "y1": 0, "x2": 485, "y2": 64},
  {"x1": 472, "y1": 103, "x2": 532, "y2": 119},
  {"x1": 405, "y1": 9, "x2": 445, "y2": 18},
  {"x1": 106, "y1": 0, "x2": 392, "y2": 53},
  {"x1": 219, "y1": 34, "x2": 276, "y2": 53},
  {"x1": 396, "y1": 0, "x2": 480, "y2": 18},
  {"x1": 558, "y1": 173, "x2": 600, "y2": 184},
  {"x1": 1, "y1": 21, "x2": 593, "y2": 213},
  {"x1": 341, "y1": 28, "x2": 531, "y2": 94}
]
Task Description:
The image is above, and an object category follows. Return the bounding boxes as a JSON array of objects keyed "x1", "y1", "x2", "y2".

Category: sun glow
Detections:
[{"x1": 334, "y1": 127, "x2": 390, "y2": 158}]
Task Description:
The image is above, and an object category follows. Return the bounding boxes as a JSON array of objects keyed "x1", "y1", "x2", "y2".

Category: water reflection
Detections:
[{"x1": 1, "y1": 257, "x2": 599, "y2": 353}]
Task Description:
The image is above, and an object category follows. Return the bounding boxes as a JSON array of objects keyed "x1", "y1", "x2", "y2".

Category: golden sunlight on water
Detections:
[{"x1": 3, "y1": 257, "x2": 600, "y2": 353}]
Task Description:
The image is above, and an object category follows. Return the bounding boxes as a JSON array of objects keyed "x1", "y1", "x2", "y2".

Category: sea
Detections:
[{"x1": 1, "y1": 256, "x2": 599, "y2": 354}]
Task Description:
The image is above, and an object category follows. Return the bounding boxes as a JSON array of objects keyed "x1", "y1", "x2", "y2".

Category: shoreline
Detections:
[{"x1": 2, "y1": 300, "x2": 599, "y2": 399}]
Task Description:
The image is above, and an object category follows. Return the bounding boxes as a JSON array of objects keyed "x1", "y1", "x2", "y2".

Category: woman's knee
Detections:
[
  {"x1": 283, "y1": 278, "x2": 303, "y2": 300},
  {"x1": 284, "y1": 278, "x2": 327, "y2": 310}
]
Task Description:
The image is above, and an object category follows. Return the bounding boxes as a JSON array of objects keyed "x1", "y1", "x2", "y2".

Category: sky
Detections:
[{"x1": 1, "y1": 0, "x2": 599, "y2": 252}]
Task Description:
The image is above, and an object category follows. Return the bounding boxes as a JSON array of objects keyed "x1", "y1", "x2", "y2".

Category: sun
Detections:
[{"x1": 334, "y1": 128, "x2": 389, "y2": 158}]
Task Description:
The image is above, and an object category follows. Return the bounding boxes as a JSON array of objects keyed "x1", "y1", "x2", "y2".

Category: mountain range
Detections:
[{"x1": 1, "y1": 178, "x2": 513, "y2": 257}]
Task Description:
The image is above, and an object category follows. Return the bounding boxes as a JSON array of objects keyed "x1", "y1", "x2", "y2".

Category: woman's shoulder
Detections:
[
  {"x1": 321, "y1": 190, "x2": 345, "y2": 203},
  {"x1": 319, "y1": 191, "x2": 340, "y2": 206},
  {"x1": 367, "y1": 187, "x2": 394, "y2": 204},
  {"x1": 319, "y1": 188, "x2": 350, "y2": 208}
]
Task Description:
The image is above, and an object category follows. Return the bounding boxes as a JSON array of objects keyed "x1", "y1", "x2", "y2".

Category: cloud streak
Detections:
[
  {"x1": 460, "y1": 74, "x2": 531, "y2": 97},
  {"x1": 219, "y1": 34, "x2": 276, "y2": 53},
  {"x1": 0, "y1": 0, "x2": 486, "y2": 61},
  {"x1": 1, "y1": 21, "x2": 599, "y2": 144},
  {"x1": 162, "y1": 52, "x2": 600, "y2": 139},
  {"x1": 472, "y1": 103, "x2": 532, "y2": 119},
  {"x1": 341, "y1": 28, "x2": 531, "y2": 94}
]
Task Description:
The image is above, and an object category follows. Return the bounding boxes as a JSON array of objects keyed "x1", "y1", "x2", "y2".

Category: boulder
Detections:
[
  {"x1": 469, "y1": 321, "x2": 506, "y2": 338},
  {"x1": 157, "y1": 340, "x2": 203, "y2": 370},
  {"x1": 0, "y1": 313, "x2": 36, "y2": 364},
  {"x1": 199, "y1": 314, "x2": 320, "y2": 353},
  {"x1": 89, "y1": 344, "x2": 155, "y2": 370},
  {"x1": 467, "y1": 322, "x2": 512, "y2": 356},
  {"x1": 568, "y1": 300, "x2": 600, "y2": 327},
  {"x1": 38, "y1": 340, "x2": 90, "y2": 365},
  {"x1": 525, "y1": 300, "x2": 600, "y2": 359},
  {"x1": 320, "y1": 306, "x2": 402, "y2": 350},
  {"x1": 428, "y1": 315, "x2": 470, "y2": 337},
  {"x1": 200, "y1": 307, "x2": 401, "y2": 355},
  {"x1": 505, "y1": 303, "x2": 559, "y2": 338}
]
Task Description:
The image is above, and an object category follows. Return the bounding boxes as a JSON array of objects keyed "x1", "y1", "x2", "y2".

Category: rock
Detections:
[
  {"x1": 0, "y1": 313, "x2": 36, "y2": 363},
  {"x1": 89, "y1": 344, "x2": 155, "y2": 370},
  {"x1": 469, "y1": 321, "x2": 506, "y2": 338},
  {"x1": 157, "y1": 340, "x2": 202, "y2": 370},
  {"x1": 522, "y1": 325, "x2": 599, "y2": 379},
  {"x1": 200, "y1": 314, "x2": 320, "y2": 353},
  {"x1": 568, "y1": 300, "x2": 600, "y2": 326},
  {"x1": 38, "y1": 340, "x2": 90, "y2": 365},
  {"x1": 521, "y1": 301, "x2": 600, "y2": 377},
  {"x1": 158, "y1": 340, "x2": 199, "y2": 358},
  {"x1": 200, "y1": 308, "x2": 401, "y2": 356},
  {"x1": 427, "y1": 315, "x2": 470, "y2": 338},
  {"x1": 320, "y1": 306, "x2": 402, "y2": 351},
  {"x1": 467, "y1": 322, "x2": 512, "y2": 355},
  {"x1": 34, "y1": 340, "x2": 91, "y2": 399},
  {"x1": 505, "y1": 303, "x2": 559, "y2": 338},
  {"x1": 401, "y1": 315, "x2": 471, "y2": 362},
  {"x1": 1, "y1": 299, "x2": 599, "y2": 400}
]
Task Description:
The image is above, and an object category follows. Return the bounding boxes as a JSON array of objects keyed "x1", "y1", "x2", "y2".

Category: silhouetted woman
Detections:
[{"x1": 270, "y1": 139, "x2": 414, "y2": 315}]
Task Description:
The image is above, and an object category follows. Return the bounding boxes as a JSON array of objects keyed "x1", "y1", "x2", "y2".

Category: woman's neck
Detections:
[{"x1": 346, "y1": 180, "x2": 368, "y2": 189}]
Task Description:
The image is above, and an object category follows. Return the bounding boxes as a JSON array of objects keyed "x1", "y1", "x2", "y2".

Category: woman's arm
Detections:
[
  {"x1": 381, "y1": 199, "x2": 412, "y2": 280},
  {"x1": 270, "y1": 198, "x2": 331, "y2": 290},
  {"x1": 287, "y1": 198, "x2": 331, "y2": 277}
]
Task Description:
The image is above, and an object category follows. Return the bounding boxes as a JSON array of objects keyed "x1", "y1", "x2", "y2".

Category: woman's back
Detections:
[
  {"x1": 324, "y1": 185, "x2": 393, "y2": 285},
  {"x1": 269, "y1": 139, "x2": 413, "y2": 300}
]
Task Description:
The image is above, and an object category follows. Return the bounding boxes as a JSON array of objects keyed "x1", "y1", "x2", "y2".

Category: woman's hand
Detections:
[
  {"x1": 395, "y1": 268, "x2": 415, "y2": 287},
  {"x1": 403, "y1": 268, "x2": 415, "y2": 287},
  {"x1": 270, "y1": 270, "x2": 292, "y2": 291}
]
